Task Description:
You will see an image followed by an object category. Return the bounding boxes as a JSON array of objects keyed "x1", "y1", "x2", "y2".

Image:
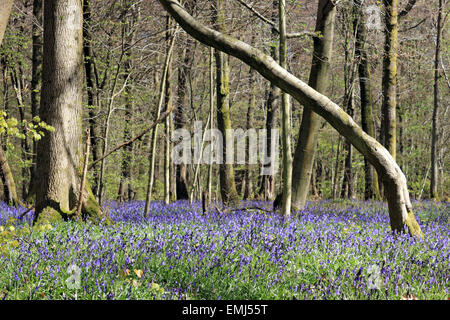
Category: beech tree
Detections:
[
  {"x1": 291, "y1": 0, "x2": 337, "y2": 210},
  {"x1": 34, "y1": 0, "x2": 106, "y2": 223},
  {"x1": 213, "y1": 0, "x2": 239, "y2": 204},
  {"x1": 157, "y1": 0, "x2": 423, "y2": 237}
]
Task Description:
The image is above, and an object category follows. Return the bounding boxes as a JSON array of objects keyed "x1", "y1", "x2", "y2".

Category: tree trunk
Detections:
[
  {"x1": 27, "y1": 0, "x2": 43, "y2": 202},
  {"x1": 35, "y1": 0, "x2": 106, "y2": 224},
  {"x1": 430, "y1": 0, "x2": 443, "y2": 201},
  {"x1": 279, "y1": 0, "x2": 292, "y2": 216},
  {"x1": 175, "y1": 0, "x2": 195, "y2": 201},
  {"x1": 381, "y1": 0, "x2": 398, "y2": 160},
  {"x1": 164, "y1": 15, "x2": 173, "y2": 205},
  {"x1": 291, "y1": 0, "x2": 336, "y2": 210},
  {"x1": 213, "y1": 0, "x2": 239, "y2": 205},
  {"x1": 244, "y1": 67, "x2": 256, "y2": 200},
  {"x1": 260, "y1": 0, "x2": 280, "y2": 201},
  {"x1": 208, "y1": 47, "x2": 214, "y2": 202},
  {"x1": 0, "y1": 0, "x2": 13, "y2": 47},
  {"x1": 0, "y1": 148, "x2": 20, "y2": 206},
  {"x1": 341, "y1": 88, "x2": 355, "y2": 200},
  {"x1": 158, "y1": 0, "x2": 423, "y2": 237},
  {"x1": 354, "y1": 0, "x2": 381, "y2": 200},
  {"x1": 332, "y1": 135, "x2": 342, "y2": 199},
  {"x1": 82, "y1": 0, "x2": 102, "y2": 198},
  {"x1": 144, "y1": 23, "x2": 176, "y2": 216},
  {"x1": 118, "y1": 0, "x2": 136, "y2": 203}
]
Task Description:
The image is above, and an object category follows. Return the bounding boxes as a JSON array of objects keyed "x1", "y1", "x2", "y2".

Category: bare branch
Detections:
[
  {"x1": 399, "y1": 0, "x2": 418, "y2": 20},
  {"x1": 234, "y1": 0, "x2": 316, "y2": 38},
  {"x1": 88, "y1": 105, "x2": 175, "y2": 170}
]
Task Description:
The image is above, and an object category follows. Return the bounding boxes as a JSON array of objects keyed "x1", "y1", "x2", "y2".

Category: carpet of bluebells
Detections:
[{"x1": 0, "y1": 199, "x2": 448, "y2": 300}]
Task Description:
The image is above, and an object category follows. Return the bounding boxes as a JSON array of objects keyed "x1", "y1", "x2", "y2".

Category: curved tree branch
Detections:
[{"x1": 157, "y1": 0, "x2": 423, "y2": 237}]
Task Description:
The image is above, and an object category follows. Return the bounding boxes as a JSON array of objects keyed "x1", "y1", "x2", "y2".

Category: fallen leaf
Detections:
[{"x1": 134, "y1": 269, "x2": 143, "y2": 278}]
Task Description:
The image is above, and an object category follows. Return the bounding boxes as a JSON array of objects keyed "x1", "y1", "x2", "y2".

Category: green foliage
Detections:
[{"x1": 0, "y1": 112, "x2": 54, "y2": 143}]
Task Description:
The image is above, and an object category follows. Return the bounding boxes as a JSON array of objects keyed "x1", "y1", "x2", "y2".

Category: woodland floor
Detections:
[{"x1": 0, "y1": 199, "x2": 448, "y2": 300}]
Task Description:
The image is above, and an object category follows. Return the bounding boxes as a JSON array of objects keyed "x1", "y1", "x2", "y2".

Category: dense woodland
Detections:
[{"x1": 0, "y1": 0, "x2": 448, "y2": 230}]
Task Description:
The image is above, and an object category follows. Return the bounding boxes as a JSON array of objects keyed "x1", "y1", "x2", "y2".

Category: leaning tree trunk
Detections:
[
  {"x1": 291, "y1": 0, "x2": 336, "y2": 210},
  {"x1": 157, "y1": 0, "x2": 423, "y2": 238},
  {"x1": 35, "y1": 0, "x2": 106, "y2": 224}
]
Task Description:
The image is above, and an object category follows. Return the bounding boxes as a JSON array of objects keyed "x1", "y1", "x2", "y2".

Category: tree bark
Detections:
[
  {"x1": 381, "y1": 0, "x2": 399, "y2": 160},
  {"x1": 27, "y1": 0, "x2": 43, "y2": 202},
  {"x1": 208, "y1": 47, "x2": 214, "y2": 202},
  {"x1": 244, "y1": 67, "x2": 256, "y2": 200},
  {"x1": 430, "y1": 0, "x2": 444, "y2": 200},
  {"x1": 279, "y1": 0, "x2": 292, "y2": 216},
  {"x1": 213, "y1": 0, "x2": 239, "y2": 205},
  {"x1": 157, "y1": 0, "x2": 423, "y2": 237},
  {"x1": 175, "y1": 0, "x2": 195, "y2": 201},
  {"x1": 354, "y1": 0, "x2": 381, "y2": 200},
  {"x1": 82, "y1": 0, "x2": 102, "y2": 198},
  {"x1": 0, "y1": 148, "x2": 20, "y2": 206},
  {"x1": 0, "y1": 0, "x2": 13, "y2": 48},
  {"x1": 164, "y1": 15, "x2": 173, "y2": 205},
  {"x1": 35, "y1": 0, "x2": 106, "y2": 224},
  {"x1": 291, "y1": 0, "x2": 336, "y2": 210},
  {"x1": 260, "y1": 0, "x2": 280, "y2": 201}
]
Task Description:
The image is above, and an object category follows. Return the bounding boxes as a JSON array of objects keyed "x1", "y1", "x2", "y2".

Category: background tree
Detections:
[{"x1": 292, "y1": 0, "x2": 337, "y2": 210}]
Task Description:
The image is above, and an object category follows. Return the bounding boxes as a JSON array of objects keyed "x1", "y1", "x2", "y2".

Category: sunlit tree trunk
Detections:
[
  {"x1": 0, "y1": 0, "x2": 13, "y2": 47},
  {"x1": 279, "y1": 0, "x2": 292, "y2": 216},
  {"x1": 35, "y1": 0, "x2": 105, "y2": 224},
  {"x1": 164, "y1": 16, "x2": 174, "y2": 205},
  {"x1": 0, "y1": 148, "x2": 20, "y2": 206},
  {"x1": 381, "y1": 0, "x2": 399, "y2": 160},
  {"x1": 292, "y1": 0, "x2": 336, "y2": 210}
]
